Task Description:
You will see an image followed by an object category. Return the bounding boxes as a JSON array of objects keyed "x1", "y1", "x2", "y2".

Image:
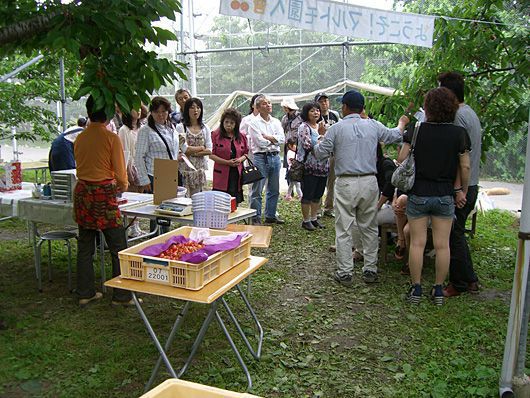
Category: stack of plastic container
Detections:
[
  {"x1": 50, "y1": 169, "x2": 77, "y2": 201},
  {"x1": 192, "y1": 191, "x2": 232, "y2": 229}
]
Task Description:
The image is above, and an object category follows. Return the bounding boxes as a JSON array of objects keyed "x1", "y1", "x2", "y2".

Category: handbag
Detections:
[
  {"x1": 391, "y1": 121, "x2": 421, "y2": 192},
  {"x1": 241, "y1": 157, "x2": 264, "y2": 185},
  {"x1": 288, "y1": 148, "x2": 310, "y2": 182}
]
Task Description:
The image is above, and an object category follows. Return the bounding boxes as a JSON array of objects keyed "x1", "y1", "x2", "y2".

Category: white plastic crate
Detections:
[
  {"x1": 193, "y1": 209, "x2": 229, "y2": 229},
  {"x1": 192, "y1": 191, "x2": 231, "y2": 229}
]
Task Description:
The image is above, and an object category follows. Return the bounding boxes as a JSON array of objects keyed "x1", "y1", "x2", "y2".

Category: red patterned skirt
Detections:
[{"x1": 73, "y1": 179, "x2": 121, "y2": 230}]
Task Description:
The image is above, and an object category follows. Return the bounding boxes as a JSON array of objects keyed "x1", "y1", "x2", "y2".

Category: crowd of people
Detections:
[{"x1": 56, "y1": 71, "x2": 482, "y2": 308}]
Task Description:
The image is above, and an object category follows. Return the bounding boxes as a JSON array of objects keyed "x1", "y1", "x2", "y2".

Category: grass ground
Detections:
[{"x1": 0, "y1": 200, "x2": 528, "y2": 397}]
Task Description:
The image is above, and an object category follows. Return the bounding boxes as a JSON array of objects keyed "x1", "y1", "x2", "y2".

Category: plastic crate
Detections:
[
  {"x1": 192, "y1": 191, "x2": 232, "y2": 229},
  {"x1": 193, "y1": 209, "x2": 229, "y2": 229},
  {"x1": 119, "y1": 226, "x2": 252, "y2": 290},
  {"x1": 140, "y1": 379, "x2": 261, "y2": 397}
]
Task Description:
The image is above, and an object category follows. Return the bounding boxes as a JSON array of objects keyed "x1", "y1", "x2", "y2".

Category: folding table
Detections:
[
  {"x1": 16, "y1": 192, "x2": 153, "y2": 291},
  {"x1": 105, "y1": 255, "x2": 267, "y2": 392}
]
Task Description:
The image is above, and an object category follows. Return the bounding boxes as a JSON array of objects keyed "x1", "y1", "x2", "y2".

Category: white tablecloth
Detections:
[{"x1": 0, "y1": 183, "x2": 34, "y2": 217}]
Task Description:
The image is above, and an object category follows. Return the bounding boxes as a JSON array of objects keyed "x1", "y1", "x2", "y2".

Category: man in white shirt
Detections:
[
  {"x1": 247, "y1": 95, "x2": 285, "y2": 224},
  {"x1": 240, "y1": 93, "x2": 262, "y2": 134}
]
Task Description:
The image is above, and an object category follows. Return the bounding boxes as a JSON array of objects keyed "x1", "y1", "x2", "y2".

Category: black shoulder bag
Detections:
[
  {"x1": 241, "y1": 156, "x2": 264, "y2": 185},
  {"x1": 288, "y1": 148, "x2": 310, "y2": 182}
]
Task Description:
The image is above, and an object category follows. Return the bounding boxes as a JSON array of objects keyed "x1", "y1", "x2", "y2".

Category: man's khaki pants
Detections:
[{"x1": 334, "y1": 175, "x2": 379, "y2": 276}]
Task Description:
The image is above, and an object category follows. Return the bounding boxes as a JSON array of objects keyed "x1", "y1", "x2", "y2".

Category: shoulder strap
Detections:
[
  {"x1": 244, "y1": 155, "x2": 256, "y2": 167},
  {"x1": 411, "y1": 121, "x2": 421, "y2": 151},
  {"x1": 300, "y1": 122, "x2": 312, "y2": 163},
  {"x1": 152, "y1": 124, "x2": 174, "y2": 160}
]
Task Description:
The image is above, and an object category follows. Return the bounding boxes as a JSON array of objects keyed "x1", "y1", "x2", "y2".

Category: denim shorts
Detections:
[{"x1": 406, "y1": 194, "x2": 455, "y2": 219}]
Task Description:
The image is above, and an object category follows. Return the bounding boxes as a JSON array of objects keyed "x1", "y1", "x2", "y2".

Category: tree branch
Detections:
[
  {"x1": 468, "y1": 67, "x2": 515, "y2": 77},
  {"x1": 0, "y1": 10, "x2": 64, "y2": 47}
]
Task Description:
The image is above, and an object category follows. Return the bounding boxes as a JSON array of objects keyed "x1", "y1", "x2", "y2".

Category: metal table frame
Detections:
[{"x1": 105, "y1": 256, "x2": 267, "y2": 392}]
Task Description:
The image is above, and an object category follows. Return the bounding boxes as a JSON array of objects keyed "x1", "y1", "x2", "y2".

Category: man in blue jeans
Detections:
[{"x1": 247, "y1": 95, "x2": 285, "y2": 224}]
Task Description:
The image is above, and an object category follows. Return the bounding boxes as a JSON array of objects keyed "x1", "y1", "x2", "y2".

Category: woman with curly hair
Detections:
[
  {"x1": 296, "y1": 102, "x2": 329, "y2": 231},
  {"x1": 210, "y1": 108, "x2": 249, "y2": 205},
  {"x1": 399, "y1": 87, "x2": 471, "y2": 306}
]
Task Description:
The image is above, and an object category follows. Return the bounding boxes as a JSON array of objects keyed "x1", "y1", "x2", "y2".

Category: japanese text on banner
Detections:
[{"x1": 219, "y1": 0, "x2": 435, "y2": 48}]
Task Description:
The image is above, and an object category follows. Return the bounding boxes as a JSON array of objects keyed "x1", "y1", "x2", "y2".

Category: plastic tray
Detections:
[{"x1": 119, "y1": 226, "x2": 252, "y2": 290}]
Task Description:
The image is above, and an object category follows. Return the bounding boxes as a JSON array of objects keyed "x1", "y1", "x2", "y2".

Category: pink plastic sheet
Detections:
[{"x1": 138, "y1": 234, "x2": 244, "y2": 264}]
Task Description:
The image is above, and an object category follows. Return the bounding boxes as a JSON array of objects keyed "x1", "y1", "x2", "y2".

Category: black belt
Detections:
[
  {"x1": 255, "y1": 151, "x2": 279, "y2": 156},
  {"x1": 338, "y1": 173, "x2": 375, "y2": 177}
]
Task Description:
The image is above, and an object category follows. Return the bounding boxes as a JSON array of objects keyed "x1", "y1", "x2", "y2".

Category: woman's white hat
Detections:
[{"x1": 280, "y1": 97, "x2": 299, "y2": 110}]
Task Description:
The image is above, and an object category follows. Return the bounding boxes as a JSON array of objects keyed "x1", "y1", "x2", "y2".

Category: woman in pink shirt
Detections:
[{"x1": 210, "y1": 108, "x2": 249, "y2": 205}]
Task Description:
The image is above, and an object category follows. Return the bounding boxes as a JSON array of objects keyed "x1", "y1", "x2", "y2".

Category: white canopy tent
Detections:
[{"x1": 204, "y1": 78, "x2": 401, "y2": 130}]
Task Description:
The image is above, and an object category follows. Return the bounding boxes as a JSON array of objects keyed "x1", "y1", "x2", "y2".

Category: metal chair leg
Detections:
[
  {"x1": 36, "y1": 239, "x2": 45, "y2": 292},
  {"x1": 66, "y1": 240, "x2": 73, "y2": 292},
  {"x1": 47, "y1": 240, "x2": 52, "y2": 282}
]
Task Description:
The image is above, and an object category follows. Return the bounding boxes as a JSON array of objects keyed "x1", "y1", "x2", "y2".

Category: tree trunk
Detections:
[{"x1": 0, "y1": 10, "x2": 63, "y2": 47}]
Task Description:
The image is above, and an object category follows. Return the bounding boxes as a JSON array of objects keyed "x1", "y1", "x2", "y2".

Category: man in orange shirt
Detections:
[{"x1": 73, "y1": 95, "x2": 132, "y2": 307}]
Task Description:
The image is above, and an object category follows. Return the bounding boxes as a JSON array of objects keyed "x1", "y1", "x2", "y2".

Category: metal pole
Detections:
[
  {"x1": 0, "y1": 54, "x2": 44, "y2": 82},
  {"x1": 299, "y1": 29, "x2": 302, "y2": 94},
  {"x1": 187, "y1": 0, "x2": 197, "y2": 96},
  {"x1": 514, "y1": 120, "x2": 530, "y2": 379},
  {"x1": 176, "y1": 6, "x2": 186, "y2": 93},
  {"x1": 59, "y1": 57, "x2": 67, "y2": 132},
  {"x1": 515, "y1": 262, "x2": 530, "y2": 376},
  {"x1": 500, "y1": 115, "x2": 530, "y2": 397},
  {"x1": 180, "y1": 40, "x2": 393, "y2": 56},
  {"x1": 11, "y1": 127, "x2": 19, "y2": 161},
  {"x1": 251, "y1": 32, "x2": 254, "y2": 93},
  {"x1": 343, "y1": 45, "x2": 347, "y2": 82}
]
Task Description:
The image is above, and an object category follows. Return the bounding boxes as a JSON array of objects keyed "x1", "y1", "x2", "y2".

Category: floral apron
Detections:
[{"x1": 73, "y1": 179, "x2": 121, "y2": 230}]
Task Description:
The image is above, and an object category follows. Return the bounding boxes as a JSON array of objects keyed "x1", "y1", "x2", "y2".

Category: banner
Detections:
[{"x1": 219, "y1": 0, "x2": 435, "y2": 48}]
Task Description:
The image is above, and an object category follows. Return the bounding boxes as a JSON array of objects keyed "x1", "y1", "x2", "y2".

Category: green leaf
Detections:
[
  {"x1": 124, "y1": 19, "x2": 137, "y2": 35},
  {"x1": 73, "y1": 85, "x2": 92, "y2": 100},
  {"x1": 154, "y1": 27, "x2": 177, "y2": 44},
  {"x1": 115, "y1": 93, "x2": 130, "y2": 113}
]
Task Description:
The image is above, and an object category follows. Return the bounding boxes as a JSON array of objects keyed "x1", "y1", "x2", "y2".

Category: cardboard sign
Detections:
[{"x1": 153, "y1": 158, "x2": 179, "y2": 205}]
